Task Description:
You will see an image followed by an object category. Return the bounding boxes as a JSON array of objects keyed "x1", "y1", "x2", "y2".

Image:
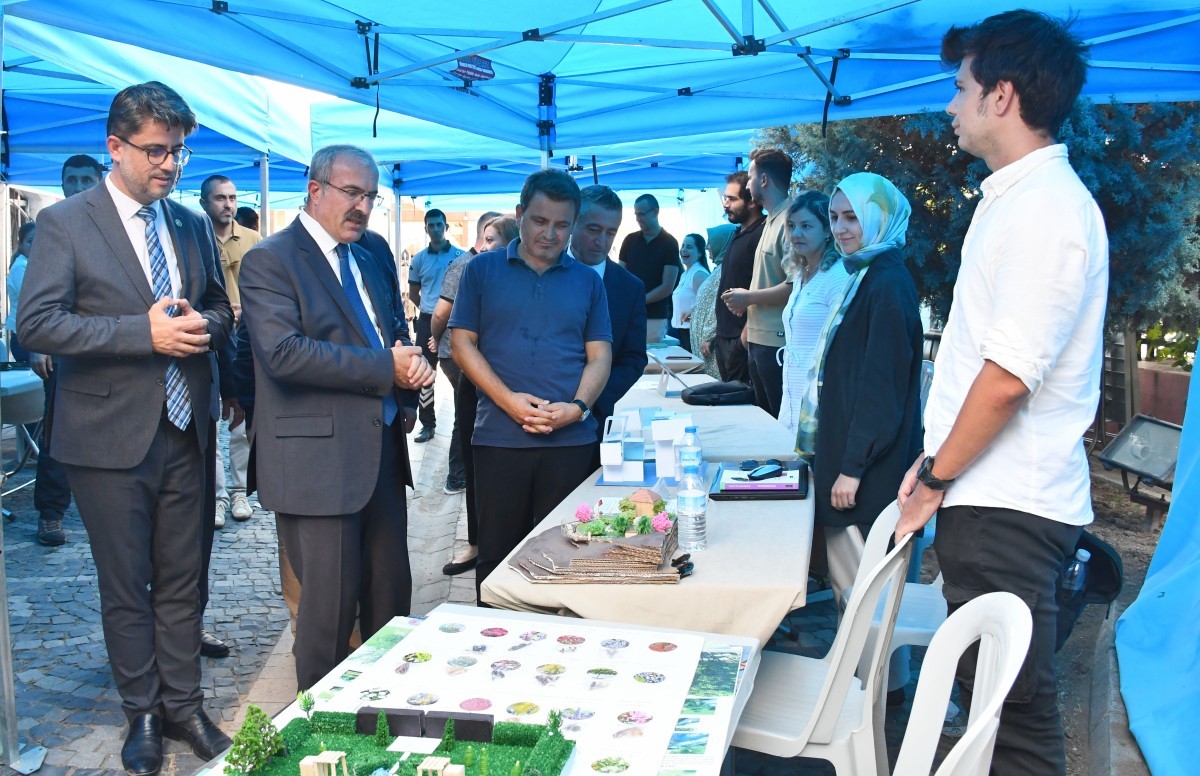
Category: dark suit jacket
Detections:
[
  {"x1": 595, "y1": 258, "x2": 648, "y2": 430},
  {"x1": 239, "y1": 217, "x2": 416, "y2": 517},
  {"x1": 17, "y1": 184, "x2": 233, "y2": 469}
]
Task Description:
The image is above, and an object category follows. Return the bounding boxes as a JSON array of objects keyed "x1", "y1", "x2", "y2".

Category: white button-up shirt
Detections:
[
  {"x1": 105, "y1": 175, "x2": 182, "y2": 299},
  {"x1": 298, "y1": 211, "x2": 384, "y2": 343},
  {"x1": 924, "y1": 144, "x2": 1108, "y2": 526}
]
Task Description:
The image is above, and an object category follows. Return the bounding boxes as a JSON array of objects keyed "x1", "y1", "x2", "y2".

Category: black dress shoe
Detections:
[
  {"x1": 442, "y1": 555, "x2": 478, "y2": 576},
  {"x1": 200, "y1": 630, "x2": 230, "y2": 659},
  {"x1": 164, "y1": 709, "x2": 232, "y2": 762},
  {"x1": 414, "y1": 425, "x2": 436, "y2": 443},
  {"x1": 122, "y1": 713, "x2": 163, "y2": 776}
]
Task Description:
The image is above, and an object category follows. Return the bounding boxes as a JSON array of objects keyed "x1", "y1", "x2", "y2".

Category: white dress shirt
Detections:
[
  {"x1": 297, "y1": 211, "x2": 384, "y2": 342},
  {"x1": 923, "y1": 144, "x2": 1108, "y2": 526},
  {"x1": 105, "y1": 175, "x2": 181, "y2": 299}
]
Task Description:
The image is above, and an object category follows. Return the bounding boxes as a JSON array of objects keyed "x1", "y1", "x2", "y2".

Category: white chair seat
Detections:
[
  {"x1": 734, "y1": 651, "x2": 867, "y2": 755},
  {"x1": 894, "y1": 580, "x2": 948, "y2": 648}
]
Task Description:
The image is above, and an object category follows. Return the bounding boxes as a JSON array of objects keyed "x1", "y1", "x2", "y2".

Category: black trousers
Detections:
[
  {"x1": 713, "y1": 334, "x2": 750, "y2": 384},
  {"x1": 473, "y1": 444, "x2": 595, "y2": 603},
  {"x1": 676, "y1": 329, "x2": 692, "y2": 353},
  {"x1": 747, "y1": 341, "x2": 783, "y2": 417},
  {"x1": 442, "y1": 359, "x2": 466, "y2": 481},
  {"x1": 34, "y1": 366, "x2": 73, "y2": 517},
  {"x1": 936, "y1": 505, "x2": 1081, "y2": 776},
  {"x1": 66, "y1": 416, "x2": 205, "y2": 722},
  {"x1": 200, "y1": 419, "x2": 217, "y2": 615},
  {"x1": 414, "y1": 312, "x2": 438, "y2": 429},
  {"x1": 453, "y1": 371, "x2": 479, "y2": 545},
  {"x1": 277, "y1": 424, "x2": 412, "y2": 690}
]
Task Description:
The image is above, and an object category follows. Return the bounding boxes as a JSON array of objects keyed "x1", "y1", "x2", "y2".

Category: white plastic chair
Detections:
[
  {"x1": 732, "y1": 524, "x2": 913, "y2": 775},
  {"x1": 892, "y1": 592, "x2": 1033, "y2": 775},
  {"x1": 911, "y1": 359, "x2": 938, "y2": 580}
]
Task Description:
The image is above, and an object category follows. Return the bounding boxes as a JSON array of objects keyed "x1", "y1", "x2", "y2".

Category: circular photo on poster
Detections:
[
  {"x1": 439, "y1": 623, "x2": 465, "y2": 633},
  {"x1": 649, "y1": 642, "x2": 677, "y2": 653},
  {"x1": 587, "y1": 667, "x2": 617, "y2": 679},
  {"x1": 403, "y1": 652, "x2": 432, "y2": 664},
  {"x1": 406, "y1": 692, "x2": 438, "y2": 706},
  {"x1": 460, "y1": 697, "x2": 492, "y2": 712},
  {"x1": 634, "y1": 672, "x2": 665, "y2": 684},
  {"x1": 591, "y1": 756, "x2": 631, "y2": 773},
  {"x1": 507, "y1": 701, "x2": 540, "y2": 717},
  {"x1": 537, "y1": 663, "x2": 566, "y2": 675},
  {"x1": 617, "y1": 710, "x2": 652, "y2": 725},
  {"x1": 447, "y1": 656, "x2": 477, "y2": 668},
  {"x1": 561, "y1": 707, "x2": 595, "y2": 721},
  {"x1": 600, "y1": 638, "x2": 629, "y2": 650},
  {"x1": 520, "y1": 631, "x2": 547, "y2": 642},
  {"x1": 557, "y1": 635, "x2": 586, "y2": 646},
  {"x1": 359, "y1": 687, "x2": 390, "y2": 701},
  {"x1": 481, "y1": 627, "x2": 508, "y2": 638},
  {"x1": 491, "y1": 660, "x2": 520, "y2": 672}
]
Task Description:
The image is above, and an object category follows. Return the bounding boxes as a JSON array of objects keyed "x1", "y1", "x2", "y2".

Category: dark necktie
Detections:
[
  {"x1": 337, "y1": 243, "x2": 398, "y2": 426},
  {"x1": 136, "y1": 206, "x2": 192, "y2": 430}
]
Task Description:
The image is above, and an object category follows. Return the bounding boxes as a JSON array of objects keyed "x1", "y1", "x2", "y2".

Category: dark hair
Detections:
[
  {"x1": 200, "y1": 174, "x2": 233, "y2": 200},
  {"x1": 484, "y1": 215, "x2": 520, "y2": 245},
  {"x1": 683, "y1": 233, "x2": 709, "y2": 271},
  {"x1": 749, "y1": 148, "x2": 793, "y2": 191},
  {"x1": 424, "y1": 208, "x2": 447, "y2": 224},
  {"x1": 634, "y1": 193, "x2": 659, "y2": 212},
  {"x1": 235, "y1": 206, "x2": 259, "y2": 229},
  {"x1": 579, "y1": 185, "x2": 623, "y2": 220},
  {"x1": 941, "y1": 10, "x2": 1088, "y2": 138},
  {"x1": 785, "y1": 190, "x2": 838, "y2": 274},
  {"x1": 476, "y1": 210, "x2": 502, "y2": 229},
  {"x1": 106, "y1": 81, "x2": 197, "y2": 140},
  {"x1": 519, "y1": 169, "x2": 581, "y2": 218},
  {"x1": 61, "y1": 154, "x2": 103, "y2": 178},
  {"x1": 725, "y1": 170, "x2": 752, "y2": 206}
]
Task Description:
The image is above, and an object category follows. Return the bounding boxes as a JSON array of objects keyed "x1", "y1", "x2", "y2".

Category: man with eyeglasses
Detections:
[
  {"x1": 17, "y1": 81, "x2": 234, "y2": 775},
  {"x1": 239, "y1": 144, "x2": 434, "y2": 691},
  {"x1": 711, "y1": 171, "x2": 765, "y2": 384}
]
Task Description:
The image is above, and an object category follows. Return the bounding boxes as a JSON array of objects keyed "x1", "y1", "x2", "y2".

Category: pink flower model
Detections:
[
  {"x1": 575, "y1": 504, "x2": 594, "y2": 523},
  {"x1": 652, "y1": 512, "x2": 672, "y2": 533}
]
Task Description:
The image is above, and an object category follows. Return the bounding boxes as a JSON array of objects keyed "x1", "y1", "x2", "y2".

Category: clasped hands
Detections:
[
  {"x1": 149, "y1": 297, "x2": 211, "y2": 356},
  {"x1": 503, "y1": 393, "x2": 581, "y2": 435},
  {"x1": 391, "y1": 343, "x2": 436, "y2": 390}
]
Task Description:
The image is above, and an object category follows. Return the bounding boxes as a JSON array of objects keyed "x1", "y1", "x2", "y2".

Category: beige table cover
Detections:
[{"x1": 481, "y1": 468, "x2": 814, "y2": 645}]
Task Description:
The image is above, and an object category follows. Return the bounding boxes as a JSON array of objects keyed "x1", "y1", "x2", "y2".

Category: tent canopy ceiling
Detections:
[{"x1": 10, "y1": 0, "x2": 1200, "y2": 157}]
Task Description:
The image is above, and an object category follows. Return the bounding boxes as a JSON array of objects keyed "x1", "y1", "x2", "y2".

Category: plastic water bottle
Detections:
[
  {"x1": 676, "y1": 426, "x2": 703, "y2": 475},
  {"x1": 677, "y1": 464, "x2": 708, "y2": 552},
  {"x1": 1057, "y1": 549, "x2": 1090, "y2": 606}
]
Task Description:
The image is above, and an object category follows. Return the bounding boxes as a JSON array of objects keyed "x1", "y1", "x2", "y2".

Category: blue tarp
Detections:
[{"x1": 1116, "y1": 375, "x2": 1200, "y2": 776}]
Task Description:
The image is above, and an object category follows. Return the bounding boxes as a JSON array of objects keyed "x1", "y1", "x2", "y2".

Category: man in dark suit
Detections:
[
  {"x1": 17, "y1": 82, "x2": 234, "y2": 776},
  {"x1": 568, "y1": 185, "x2": 648, "y2": 458},
  {"x1": 239, "y1": 144, "x2": 434, "y2": 691}
]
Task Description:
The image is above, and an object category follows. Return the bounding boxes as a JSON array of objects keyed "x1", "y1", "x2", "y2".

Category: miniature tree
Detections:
[
  {"x1": 479, "y1": 747, "x2": 489, "y2": 776},
  {"x1": 464, "y1": 745, "x2": 475, "y2": 767},
  {"x1": 297, "y1": 690, "x2": 316, "y2": 722},
  {"x1": 439, "y1": 718, "x2": 456, "y2": 753},
  {"x1": 545, "y1": 711, "x2": 562, "y2": 737},
  {"x1": 375, "y1": 710, "x2": 391, "y2": 747},
  {"x1": 510, "y1": 760, "x2": 523, "y2": 776},
  {"x1": 226, "y1": 705, "x2": 283, "y2": 773}
]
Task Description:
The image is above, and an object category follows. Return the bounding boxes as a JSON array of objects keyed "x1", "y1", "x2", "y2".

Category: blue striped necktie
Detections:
[
  {"x1": 337, "y1": 243, "x2": 398, "y2": 426},
  {"x1": 137, "y1": 206, "x2": 192, "y2": 430}
]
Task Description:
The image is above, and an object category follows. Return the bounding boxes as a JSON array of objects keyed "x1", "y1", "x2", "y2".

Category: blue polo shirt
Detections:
[{"x1": 449, "y1": 239, "x2": 612, "y2": 448}]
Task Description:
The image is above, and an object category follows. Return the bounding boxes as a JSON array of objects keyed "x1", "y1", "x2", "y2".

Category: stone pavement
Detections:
[{"x1": 2, "y1": 370, "x2": 941, "y2": 775}]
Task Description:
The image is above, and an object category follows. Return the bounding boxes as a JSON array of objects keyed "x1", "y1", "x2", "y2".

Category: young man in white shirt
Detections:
[{"x1": 895, "y1": 11, "x2": 1107, "y2": 775}]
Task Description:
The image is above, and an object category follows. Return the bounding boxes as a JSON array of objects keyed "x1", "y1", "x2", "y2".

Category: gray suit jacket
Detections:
[
  {"x1": 16, "y1": 184, "x2": 233, "y2": 469},
  {"x1": 239, "y1": 217, "x2": 415, "y2": 517}
]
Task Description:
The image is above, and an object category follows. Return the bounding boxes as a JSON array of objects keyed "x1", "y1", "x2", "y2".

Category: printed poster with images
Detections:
[
  {"x1": 325, "y1": 610, "x2": 704, "y2": 775},
  {"x1": 657, "y1": 643, "x2": 754, "y2": 775}
]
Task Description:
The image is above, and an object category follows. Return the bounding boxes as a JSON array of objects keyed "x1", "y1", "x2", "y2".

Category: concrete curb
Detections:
[{"x1": 1089, "y1": 606, "x2": 1149, "y2": 776}]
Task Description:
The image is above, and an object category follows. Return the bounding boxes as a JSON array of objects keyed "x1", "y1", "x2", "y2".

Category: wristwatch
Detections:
[
  {"x1": 571, "y1": 399, "x2": 592, "y2": 422},
  {"x1": 916, "y1": 455, "x2": 955, "y2": 491}
]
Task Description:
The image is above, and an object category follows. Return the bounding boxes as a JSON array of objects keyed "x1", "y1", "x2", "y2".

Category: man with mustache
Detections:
[
  {"x1": 451, "y1": 170, "x2": 612, "y2": 603},
  {"x1": 710, "y1": 170, "x2": 764, "y2": 383},
  {"x1": 239, "y1": 144, "x2": 434, "y2": 689},
  {"x1": 17, "y1": 81, "x2": 234, "y2": 775}
]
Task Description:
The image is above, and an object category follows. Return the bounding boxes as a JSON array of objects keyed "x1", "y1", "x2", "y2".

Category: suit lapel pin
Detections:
[{"x1": 174, "y1": 218, "x2": 183, "y2": 227}]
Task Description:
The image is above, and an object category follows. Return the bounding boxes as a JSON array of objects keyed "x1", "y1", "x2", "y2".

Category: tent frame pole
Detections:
[{"x1": 258, "y1": 151, "x2": 270, "y2": 236}]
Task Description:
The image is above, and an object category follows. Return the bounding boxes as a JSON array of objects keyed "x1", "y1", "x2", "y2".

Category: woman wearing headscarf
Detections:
[
  {"x1": 795, "y1": 172, "x2": 923, "y2": 605},
  {"x1": 688, "y1": 224, "x2": 736, "y2": 379}
]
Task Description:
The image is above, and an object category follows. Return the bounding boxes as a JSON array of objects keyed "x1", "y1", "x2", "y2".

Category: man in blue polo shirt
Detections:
[{"x1": 450, "y1": 170, "x2": 612, "y2": 602}]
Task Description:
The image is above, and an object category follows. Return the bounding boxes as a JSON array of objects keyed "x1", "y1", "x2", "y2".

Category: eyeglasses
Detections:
[
  {"x1": 321, "y1": 181, "x2": 383, "y2": 207},
  {"x1": 739, "y1": 458, "x2": 783, "y2": 471},
  {"x1": 118, "y1": 137, "x2": 191, "y2": 166}
]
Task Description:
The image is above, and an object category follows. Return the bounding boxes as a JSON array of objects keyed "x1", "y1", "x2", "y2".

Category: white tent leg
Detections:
[{"x1": 259, "y1": 152, "x2": 270, "y2": 236}]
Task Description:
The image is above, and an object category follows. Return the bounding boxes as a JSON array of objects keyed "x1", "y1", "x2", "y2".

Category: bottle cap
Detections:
[
  {"x1": 685, "y1": 426, "x2": 698, "y2": 433},
  {"x1": 1076, "y1": 549, "x2": 1091, "y2": 562}
]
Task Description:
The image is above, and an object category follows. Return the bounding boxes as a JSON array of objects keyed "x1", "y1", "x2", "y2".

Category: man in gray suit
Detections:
[
  {"x1": 239, "y1": 144, "x2": 434, "y2": 691},
  {"x1": 16, "y1": 82, "x2": 234, "y2": 776}
]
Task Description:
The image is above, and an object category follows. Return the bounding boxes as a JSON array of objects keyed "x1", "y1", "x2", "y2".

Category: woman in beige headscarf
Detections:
[{"x1": 687, "y1": 223, "x2": 736, "y2": 379}]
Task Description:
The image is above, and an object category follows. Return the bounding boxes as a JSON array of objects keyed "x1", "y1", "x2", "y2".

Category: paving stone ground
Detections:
[{"x1": 2, "y1": 370, "x2": 942, "y2": 775}]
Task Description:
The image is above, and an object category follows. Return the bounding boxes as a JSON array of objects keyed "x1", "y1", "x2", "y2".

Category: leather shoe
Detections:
[
  {"x1": 164, "y1": 709, "x2": 231, "y2": 762},
  {"x1": 442, "y1": 555, "x2": 478, "y2": 576},
  {"x1": 414, "y1": 425, "x2": 436, "y2": 443},
  {"x1": 37, "y1": 513, "x2": 66, "y2": 546},
  {"x1": 200, "y1": 630, "x2": 230, "y2": 659},
  {"x1": 122, "y1": 713, "x2": 163, "y2": 776}
]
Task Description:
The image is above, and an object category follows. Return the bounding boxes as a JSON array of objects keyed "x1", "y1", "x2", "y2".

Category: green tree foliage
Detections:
[
  {"x1": 759, "y1": 100, "x2": 1200, "y2": 332},
  {"x1": 227, "y1": 705, "x2": 284, "y2": 773},
  {"x1": 374, "y1": 710, "x2": 391, "y2": 748}
]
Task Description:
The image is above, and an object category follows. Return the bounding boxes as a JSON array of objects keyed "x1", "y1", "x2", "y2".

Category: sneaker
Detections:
[
  {"x1": 214, "y1": 501, "x2": 227, "y2": 529},
  {"x1": 443, "y1": 476, "x2": 467, "y2": 495},
  {"x1": 36, "y1": 513, "x2": 66, "y2": 547},
  {"x1": 231, "y1": 494, "x2": 253, "y2": 521}
]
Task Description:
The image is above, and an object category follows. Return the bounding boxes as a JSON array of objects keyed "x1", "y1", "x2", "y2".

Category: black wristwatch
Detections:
[
  {"x1": 917, "y1": 455, "x2": 955, "y2": 491},
  {"x1": 571, "y1": 399, "x2": 591, "y2": 422}
]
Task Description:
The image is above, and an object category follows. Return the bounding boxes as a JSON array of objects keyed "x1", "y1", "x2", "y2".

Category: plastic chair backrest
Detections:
[
  {"x1": 892, "y1": 592, "x2": 1033, "y2": 776},
  {"x1": 850, "y1": 500, "x2": 903, "y2": 595},
  {"x1": 803, "y1": 530, "x2": 913, "y2": 745},
  {"x1": 920, "y1": 360, "x2": 935, "y2": 415}
]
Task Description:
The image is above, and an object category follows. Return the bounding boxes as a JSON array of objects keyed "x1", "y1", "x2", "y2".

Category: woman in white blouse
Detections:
[
  {"x1": 671, "y1": 233, "x2": 711, "y2": 352},
  {"x1": 778, "y1": 191, "x2": 851, "y2": 435}
]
